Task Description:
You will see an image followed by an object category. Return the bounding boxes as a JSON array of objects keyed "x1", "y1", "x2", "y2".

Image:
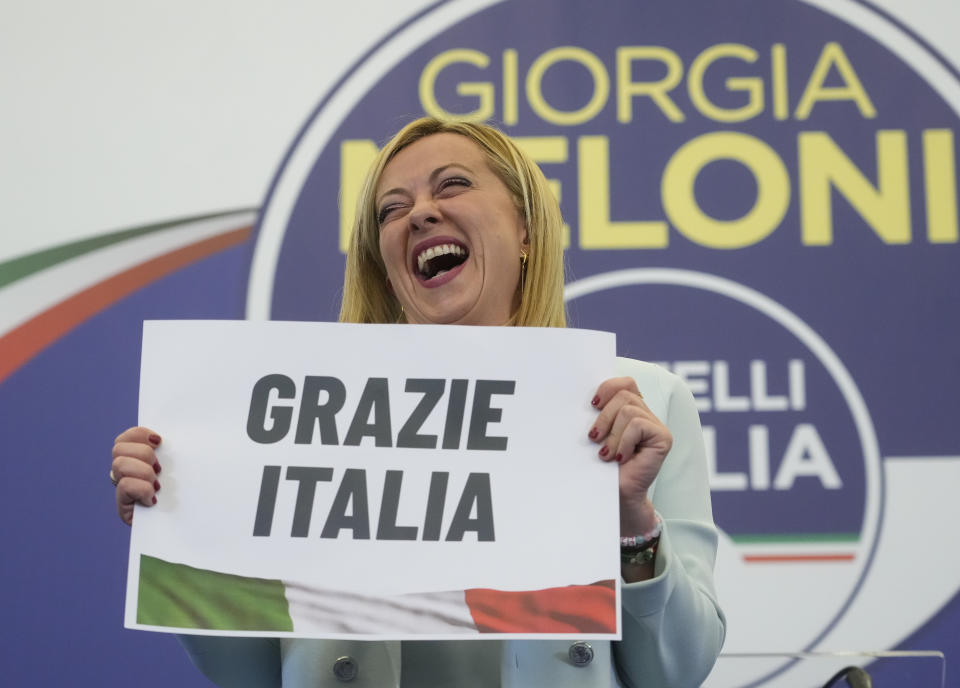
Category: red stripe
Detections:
[
  {"x1": 464, "y1": 580, "x2": 617, "y2": 633},
  {"x1": 0, "y1": 227, "x2": 251, "y2": 384},
  {"x1": 743, "y1": 554, "x2": 856, "y2": 563}
]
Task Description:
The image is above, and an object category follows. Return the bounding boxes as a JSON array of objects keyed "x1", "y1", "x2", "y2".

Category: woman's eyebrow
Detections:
[
  {"x1": 428, "y1": 162, "x2": 475, "y2": 183},
  {"x1": 376, "y1": 163, "x2": 476, "y2": 206},
  {"x1": 376, "y1": 187, "x2": 407, "y2": 206}
]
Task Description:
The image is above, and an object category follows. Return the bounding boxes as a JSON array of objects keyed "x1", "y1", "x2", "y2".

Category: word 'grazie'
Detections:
[{"x1": 246, "y1": 375, "x2": 516, "y2": 450}]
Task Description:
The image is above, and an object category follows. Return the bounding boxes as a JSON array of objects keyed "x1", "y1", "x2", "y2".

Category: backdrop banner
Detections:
[
  {"x1": 4, "y1": 1, "x2": 960, "y2": 685},
  {"x1": 125, "y1": 320, "x2": 620, "y2": 639}
]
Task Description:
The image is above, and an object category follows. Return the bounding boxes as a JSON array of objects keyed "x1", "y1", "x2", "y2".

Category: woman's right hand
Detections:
[{"x1": 111, "y1": 426, "x2": 163, "y2": 525}]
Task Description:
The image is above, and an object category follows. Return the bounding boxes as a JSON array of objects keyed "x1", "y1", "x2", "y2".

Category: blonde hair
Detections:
[{"x1": 338, "y1": 117, "x2": 566, "y2": 327}]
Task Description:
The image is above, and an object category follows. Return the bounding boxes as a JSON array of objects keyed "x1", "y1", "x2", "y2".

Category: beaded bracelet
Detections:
[
  {"x1": 620, "y1": 516, "x2": 663, "y2": 565},
  {"x1": 619, "y1": 517, "x2": 663, "y2": 549}
]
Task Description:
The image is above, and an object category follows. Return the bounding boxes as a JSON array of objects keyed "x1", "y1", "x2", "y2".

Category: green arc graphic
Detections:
[{"x1": 0, "y1": 208, "x2": 256, "y2": 289}]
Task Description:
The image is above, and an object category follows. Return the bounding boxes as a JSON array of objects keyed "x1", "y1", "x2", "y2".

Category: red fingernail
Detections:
[
  {"x1": 588, "y1": 427, "x2": 599, "y2": 440},
  {"x1": 153, "y1": 463, "x2": 161, "y2": 474},
  {"x1": 615, "y1": 453, "x2": 623, "y2": 463},
  {"x1": 591, "y1": 396, "x2": 600, "y2": 407},
  {"x1": 599, "y1": 445, "x2": 609, "y2": 458},
  {"x1": 154, "y1": 480, "x2": 161, "y2": 491},
  {"x1": 152, "y1": 496, "x2": 157, "y2": 505},
  {"x1": 149, "y1": 434, "x2": 162, "y2": 446}
]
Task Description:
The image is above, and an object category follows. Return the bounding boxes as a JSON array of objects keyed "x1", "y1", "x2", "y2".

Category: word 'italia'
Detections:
[{"x1": 253, "y1": 468, "x2": 495, "y2": 542}]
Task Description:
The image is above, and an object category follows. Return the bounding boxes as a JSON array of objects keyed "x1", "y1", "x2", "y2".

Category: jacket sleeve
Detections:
[
  {"x1": 177, "y1": 635, "x2": 282, "y2": 687},
  {"x1": 612, "y1": 362, "x2": 726, "y2": 688}
]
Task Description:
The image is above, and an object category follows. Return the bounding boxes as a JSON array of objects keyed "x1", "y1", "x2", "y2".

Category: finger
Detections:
[
  {"x1": 111, "y1": 455, "x2": 159, "y2": 485},
  {"x1": 605, "y1": 404, "x2": 646, "y2": 461},
  {"x1": 591, "y1": 387, "x2": 644, "y2": 444},
  {"x1": 117, "y1": 476, "x2": 159, "y2": 506},
  {"x1": 111, "y1": 442, "x2": 160, "y2": 477},
  {"x1": 114, "y1": 426, "x2": 163, "y2": 448},
  {"x1": 601, "y1": 402, "x2": 658, "y2": 461},
  {"x1": 116, "y1": 476, "x2": 158, "y2": 525},
  {"x1": 112, "y1": 440, "x2": 158, "y2": 463},
  {"x1": 592, "y1": 377, "x2": 640, "y2": 410},
  {"x1": 117, "y1": 493, "x2": 155, "y2": 525},
  {"x1": 613, "y1": 414, "x2": 672, "y2": 465}
]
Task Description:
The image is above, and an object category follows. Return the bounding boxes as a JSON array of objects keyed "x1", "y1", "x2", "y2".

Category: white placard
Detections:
[{"x1": 126, "y1": 321, "x2": 620, "y2": 639}]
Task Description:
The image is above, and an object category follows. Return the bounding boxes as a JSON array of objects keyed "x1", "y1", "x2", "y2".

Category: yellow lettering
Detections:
[
  {"x1": 419, "y1": 49, "x2": 493, "y2": 121},
  {"x1": 339, "y1": 140, "x2": 380, "y2": 253},
  {"x1": 502, "y1": 49, "x2": 519, "y2": 125},
  {"x1": 662, "y1": 132, "x2": 790, "y2": 248},
  {"x1": 578, "y1": 136, "x2": 668, "y2": 249},
  {"x1": 799, "y1": 130, "x2": 910, "y2": 245},
  {"x1": 526, "y1": 47, "x2": 609, "y2": 125},
  {"x1": 513, "y1": 136, "x2": 568, "y2": 163},
  {"x1": 772, "y1": 43, "x2": 788, "y2": 121},
  {"x1": 687, "y1": 44, "x2": 763, "y2": 123},
  {"x1": 924, "y1": 129, "x2": 959, "y2": 243},
  {"x1": 795, "y1": 42, "x2": 876, "y2": 120},
  {"x1": 616, "y1": 46, "x2": 685, "y2": 123}
]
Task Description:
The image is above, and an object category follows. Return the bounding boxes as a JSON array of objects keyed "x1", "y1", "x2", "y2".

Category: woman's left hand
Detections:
[{"x1": 589, "y1": 377, "x2": 672, "y2": 536}]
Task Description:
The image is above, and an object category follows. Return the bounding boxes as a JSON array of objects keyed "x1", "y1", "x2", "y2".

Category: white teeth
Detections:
[{"x1": 416, "y1": 243, "x2": 464, "y2": 273}]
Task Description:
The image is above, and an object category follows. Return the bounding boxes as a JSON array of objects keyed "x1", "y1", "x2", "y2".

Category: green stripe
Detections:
[
  {"x1": 0, "y1": 208, "x2": 256, "y2": 289},
  {"x1": 137, "y1": 554, "x2": 292, "y2": 631},
  {"x1": 730, "y1": 533, "x2": 860, "y2": 544}
]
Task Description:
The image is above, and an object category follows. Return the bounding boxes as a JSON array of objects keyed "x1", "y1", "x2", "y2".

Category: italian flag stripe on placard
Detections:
[{"x1": 137, "y1": 555, "x2": 616, "y2": 635}]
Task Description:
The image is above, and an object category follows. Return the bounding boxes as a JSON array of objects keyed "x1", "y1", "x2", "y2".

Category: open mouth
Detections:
[{"x1": 415, "y1": 242, "x2": 469, "y2": 281}]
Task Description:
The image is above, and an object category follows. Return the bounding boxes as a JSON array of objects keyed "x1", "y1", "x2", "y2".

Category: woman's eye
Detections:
[
  {"x1": 378, "y1": 205, "x2": 400, "y2": 225},
  {"x1": 438, "y1": 177, "x2": 471, "y2": 192}
]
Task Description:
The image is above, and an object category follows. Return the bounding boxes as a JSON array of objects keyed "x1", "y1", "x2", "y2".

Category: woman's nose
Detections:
[{"x1": 408, "y1": 196, "x2": 442, "y2": 231}]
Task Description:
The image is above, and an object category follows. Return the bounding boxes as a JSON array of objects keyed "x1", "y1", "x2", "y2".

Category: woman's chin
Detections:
[
  {"x1": 406, "y1": 301, "x2": 500, "y2": 326},
  {"x1": 403, "y1": 284, "x2": 517, "y2": 326}
]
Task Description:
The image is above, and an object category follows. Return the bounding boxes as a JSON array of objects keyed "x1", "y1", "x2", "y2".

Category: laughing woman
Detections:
[{"x1": 111, "y1": 117, "x2": 725, "y2": 687}]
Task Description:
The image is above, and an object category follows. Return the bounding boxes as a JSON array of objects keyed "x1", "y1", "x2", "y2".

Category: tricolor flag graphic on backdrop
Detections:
[
  {"x1": 137, "y1": 555, "x2": 617, "y2": 635},
  {"x1": 0, "y1": 211, "x2": 255, "y2": 385}
]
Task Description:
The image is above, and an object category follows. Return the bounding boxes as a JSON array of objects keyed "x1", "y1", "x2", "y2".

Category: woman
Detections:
[{"x1": 112, "y1": 117, "x2": 725, "y2": 687}]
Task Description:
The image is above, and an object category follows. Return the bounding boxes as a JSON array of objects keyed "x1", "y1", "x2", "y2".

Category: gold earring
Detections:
[{"x1": 519, "y1": 250, "x2": 528, "y2": 295}]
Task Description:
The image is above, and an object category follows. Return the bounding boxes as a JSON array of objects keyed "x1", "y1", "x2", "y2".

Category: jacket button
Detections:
[
  {"x1": 332, "y1": 655, "x2": 358, "y2": 681},
  {"x1": 568, "y1": 641, "x2": 594, "y2": 667}
]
